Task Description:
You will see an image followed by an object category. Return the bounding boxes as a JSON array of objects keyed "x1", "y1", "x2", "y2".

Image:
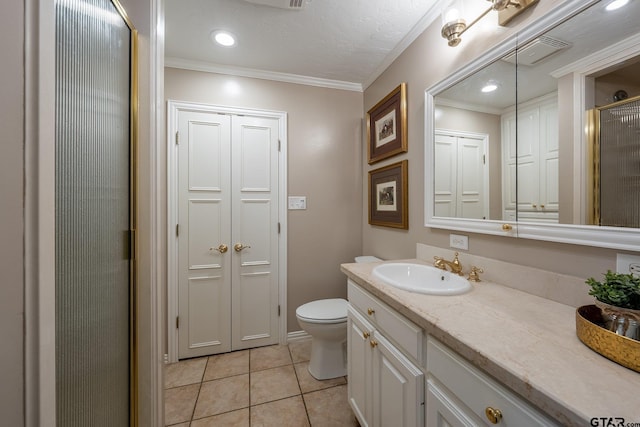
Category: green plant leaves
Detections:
[{"x1": 586, "y1": 270, "x2": 640, "y2": 310}]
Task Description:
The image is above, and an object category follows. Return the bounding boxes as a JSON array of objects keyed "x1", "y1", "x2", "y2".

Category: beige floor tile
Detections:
[
  {"x1": 294, "y1": 361, "x2": 346, "y2": 394},
  {"x1": 250, "y1": 395, "x2": 310, "y2": 427},
  {"x1": 304, "y1": 385, "x2": 359, "y2": 427},
  {"x1": 164, "y1": 383, "x2": 200, "y2": 426},
  {"x1": 165, "y1": 357, "x2": 208, "y2": 389},
  {"x1": 193, "y1": 374, "x2": 250, "y2": 419},
  {"x1": 288, "y1": 340, "x2": 311, "y2": 363},
  {"x1": 251, "y1": 365, "x2": 300, "y2": 405},
  {"x1": 190, "y1": 408, "x2": 250, "y2": 426},
  {"x1": 250, "y1": 345, "x2": 292, "y2": 371},
  {"x1": 204, "y1": 350, "x2": 249, "y2": 381}
]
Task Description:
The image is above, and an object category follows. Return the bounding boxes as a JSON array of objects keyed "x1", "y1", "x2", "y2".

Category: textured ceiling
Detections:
[{"x1": 164, "y1": 0, "x2": 441, "y2": 87}]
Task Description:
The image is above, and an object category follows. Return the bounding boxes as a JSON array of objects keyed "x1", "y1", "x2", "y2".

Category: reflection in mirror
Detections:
[
  {"x1": 431, "y1": 0, "x2": 640, "y2": 229},
  {"x1": 434, "y1": 58, "x2": 516, "y2": 220}
]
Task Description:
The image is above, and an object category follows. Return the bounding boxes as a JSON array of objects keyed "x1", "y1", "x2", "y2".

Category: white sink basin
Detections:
[{"x1": 372, "y1": 263, "x2": 472, "y2": 295}]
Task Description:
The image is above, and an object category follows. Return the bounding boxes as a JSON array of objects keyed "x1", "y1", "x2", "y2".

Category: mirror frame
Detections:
[{"x1": 424, "y1": 0, "x2": 640, "y2": 251}]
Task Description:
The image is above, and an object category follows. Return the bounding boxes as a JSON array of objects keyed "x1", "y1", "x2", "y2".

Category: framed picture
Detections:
[
  {"x1": 368, "y1": 160, "x2": 408, "y2": 229},
  {"x1": 367, "y1": 83, "x2": 408, "y2": 164}
]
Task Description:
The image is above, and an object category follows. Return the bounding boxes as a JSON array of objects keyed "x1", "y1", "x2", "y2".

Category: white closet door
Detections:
[
  {"x1": 434, "y1": 133, "x2": 457, "y2": 217},
  {"x1": 458, "y1": 136, "x2": 486, "y2": 219},
  {"x1": 231, "y1": 115, "x2": 280, "y2": 350},
  {"x1": 178, "y1": 111, "x2": 232, "y2": 359}
]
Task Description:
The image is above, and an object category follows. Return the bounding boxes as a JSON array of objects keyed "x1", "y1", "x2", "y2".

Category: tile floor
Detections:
[{"x1": 165, "y1": 341, "x2": 360, "y2": 426}]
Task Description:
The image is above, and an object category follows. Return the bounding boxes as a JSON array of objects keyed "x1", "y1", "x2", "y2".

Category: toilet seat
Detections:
[{"x1": 296, "y1": 298, "x2": 348, "y2": 324}]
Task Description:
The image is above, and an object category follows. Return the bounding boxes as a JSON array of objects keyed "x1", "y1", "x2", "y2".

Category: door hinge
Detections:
[
  {"x1": 278, "y1": 222, "x2": 281, "y2": 234},
  {"x1": 176, "y1": 224, "x2": 179, "y2": 237},
  {"x1": 278, "y1": 305, "x2": 281, "y2": 316},
  {"x1": 176, "y1": 316, "x2": 179, "y2": 329},
  {"x1": 175, "y1": 131, "x2": 179, "y2": 145},
  {"x1": 483, "y1": 154, "x2": 486, "y2": 164},
  {"x1": 278, "y1": 139, "x2": 281, "y2": 152}
]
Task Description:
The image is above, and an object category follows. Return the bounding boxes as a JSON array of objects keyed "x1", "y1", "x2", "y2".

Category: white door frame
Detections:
[{"x1": 166, "y1": 100, "x2": 288, "y2": 363}]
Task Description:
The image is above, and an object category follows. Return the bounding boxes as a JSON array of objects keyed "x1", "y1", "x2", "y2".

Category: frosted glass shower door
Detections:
[{"x1": 55, "y1": 0, "x2": 136, "y2": 425}]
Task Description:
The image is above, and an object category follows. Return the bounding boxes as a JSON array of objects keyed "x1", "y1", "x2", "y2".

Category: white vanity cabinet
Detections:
[
  {"x1": 347, "y1": 280, "x2": 424, "y2": 427},
  {"x1": 426, "y1": 337, "x2": 560, "y2": 427}
]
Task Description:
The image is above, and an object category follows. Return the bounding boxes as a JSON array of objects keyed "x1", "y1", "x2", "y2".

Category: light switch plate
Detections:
[
  {"x1": 616, "y1": 253, "x2": 640, "y2": 277},
  {"x1": 288, "y1": 196, "x2": 307, "y2": 210},
  {"x1": 449, "y1": 234, "x2": 469, "y2": 250}
]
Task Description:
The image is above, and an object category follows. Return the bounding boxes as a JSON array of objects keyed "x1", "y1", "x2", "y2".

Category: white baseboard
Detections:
[{"x1": 287, "y1": 330, "x2": 312, "y2": 343}]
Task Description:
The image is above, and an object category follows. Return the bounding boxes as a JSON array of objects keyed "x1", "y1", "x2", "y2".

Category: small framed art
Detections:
[
  {"x1": 367, "y1": 83, "x2": 408, "y2": 164},
  {"x1": 368, "y1": 160, "x2": 408, "y2": 229}
]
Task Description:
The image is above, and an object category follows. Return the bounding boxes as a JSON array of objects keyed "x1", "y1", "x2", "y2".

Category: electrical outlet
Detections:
[
  {"x1": 616, "y1": 253, "x2": 640, "y2": 277},
  {"x1": 449, "y1": 234, "x2": 469, "y2": 250}
]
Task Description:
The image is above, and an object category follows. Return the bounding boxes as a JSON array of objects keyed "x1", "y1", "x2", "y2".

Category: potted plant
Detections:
[{"x1": 586, "y1": 270, "x2": 640, "y2": 340}]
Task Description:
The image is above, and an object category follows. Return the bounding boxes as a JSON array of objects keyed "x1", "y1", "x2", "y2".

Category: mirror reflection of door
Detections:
[{"x1": 434, "y1": 130, "x2": 489, "y2": 220}]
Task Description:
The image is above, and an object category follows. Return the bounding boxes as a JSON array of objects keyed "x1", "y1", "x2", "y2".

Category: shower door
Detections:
[
  {"x1": 591, "y1": 96, "x2": 640, "y2": 227},
  {"x1": 55, "y1": 0, "x2": 137, "y2": 425}
]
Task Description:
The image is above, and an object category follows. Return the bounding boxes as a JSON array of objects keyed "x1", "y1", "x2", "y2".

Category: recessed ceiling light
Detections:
[
  {"x1": 211, "y1": 30, "x2": 236, "y2": 47},
  {"x1": 606, "y1": 0, "x2": 629, "y2": 11},
  {"x1": 481, "y1": 82, "x2": 498, "y2": 93}
]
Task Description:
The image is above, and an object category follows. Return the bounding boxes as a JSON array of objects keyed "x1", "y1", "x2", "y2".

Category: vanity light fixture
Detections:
[
  {"x1": 211, "y1": 30, "x2": 236, "y2": 47},
  {"x1": 441, "y1": 0, "x2": 539, "y2": 47},
  {"x1": 605, "y1": 0, "x2": 629, "y2": 11}
]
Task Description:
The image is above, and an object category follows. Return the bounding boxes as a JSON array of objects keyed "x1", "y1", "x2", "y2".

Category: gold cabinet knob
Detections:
[
  {"x1": 210, "y1": 244, "x2": 228, "y2": 253},
  {"x1": 369, "y1": 340, "x2": 378, "y2": 348},
  {"x1": 501, "y1": 224, "x2": 513, "y2": 231},
  {"x1": 532, "y1": 203, "x2": 537, "y2": 208},
  {"x1": 363, "y1": 331, "x2": 370, "y2": 339},
  {"x1": 540, "y1": 204, "x2": 545, "y2": 209},
  {"x1": 234, "y1": 243, "x2": 251, "y2": 252},
  {"x1": 485, "y1": 407, "x2": 503, "y2": 424},
  {"x1": 367, "y1": 308, "x2": 375, "y2": 316}
]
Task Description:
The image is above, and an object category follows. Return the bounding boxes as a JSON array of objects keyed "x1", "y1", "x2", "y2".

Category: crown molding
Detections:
[
  {"x1": 363, "y1": 1, "x2": 442, "y2": 90},
  {"x1": 165, "y1": 57, "x2": 363, "y2": 92}
]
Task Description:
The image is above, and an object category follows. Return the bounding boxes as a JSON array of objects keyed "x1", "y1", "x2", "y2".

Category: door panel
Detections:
[
  {"x1": 232, "y1": 116, "x2": 280, "y2": 350},
  {"x1": 179, "y1": 112, "x2": 231, "y2": 358}
]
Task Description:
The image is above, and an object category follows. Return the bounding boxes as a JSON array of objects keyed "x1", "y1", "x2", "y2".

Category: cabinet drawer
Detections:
[
  {"x1": 427, "y1": 337, "x2": 558, "y2": 427},
  {"x1": 348, "y1": 280, "x2": 422, "y2": 361}
]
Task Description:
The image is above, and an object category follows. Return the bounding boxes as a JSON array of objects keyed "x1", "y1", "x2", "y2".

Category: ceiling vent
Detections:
[
  {"x1": 503, "y1": 36, "x2": 571, "y2": 66},
  {"x1": 244, "y1": 0, "x2": 307, "y2": 10}
]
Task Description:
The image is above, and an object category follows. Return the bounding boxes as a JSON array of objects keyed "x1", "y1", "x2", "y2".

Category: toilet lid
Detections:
[{"x1": 296, "y1": 298, "x2": 348, "y2": 322}]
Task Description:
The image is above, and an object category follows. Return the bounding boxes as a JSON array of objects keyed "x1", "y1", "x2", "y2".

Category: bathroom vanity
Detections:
[{"x1": 341, "y1": 258, "x2": 640, "y2": 427}]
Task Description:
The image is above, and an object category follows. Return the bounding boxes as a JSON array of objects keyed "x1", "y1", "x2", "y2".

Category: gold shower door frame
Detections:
[{"x1": 588, "y1": 94, "x2": 640, "y2": 227}]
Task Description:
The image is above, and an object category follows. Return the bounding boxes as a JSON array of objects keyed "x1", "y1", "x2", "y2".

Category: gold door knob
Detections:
[
  {"x1": 501, "y1": 224, "x2": 513, "y2": 231},
  {"x1": 210, "y1": 244, "x2": 228, "y2": 253},
  {"x1": 367, "y1": 308, "x2": 375, "y2": 316},
  {"x1": 363, "y1": 331, "x2": 370, "y2": 339},
  {"x1": 532, "y1": 204, "x2": 537, "y2": 208},
  {"x1": 369, "y1": 340, "x2": 378, "y2": 348},
  {"x1": 485, "y1": 407, "x2": 503, "y2": 424},
  {"x1": 541, "y1": 204, "x2": 545, "y2": 209},
  {"x1": 234, "y1": 243, "x2": 251, "y2": 252}
]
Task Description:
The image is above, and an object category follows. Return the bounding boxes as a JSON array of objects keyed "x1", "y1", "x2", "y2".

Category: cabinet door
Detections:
[
  {"x1": 372, "y1": 332, "x2": 424, "y2": 427},
  {"x1": 347, "y1": 306, "x2": 374, "y2": 427},
  {"x1": 426, "y1": 378, "x2": 481, "y2": 427}
]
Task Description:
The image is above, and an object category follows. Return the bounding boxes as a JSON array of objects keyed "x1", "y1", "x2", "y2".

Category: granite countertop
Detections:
[{"x1": 341, "y1": 259, "x2": 640, "y2": 426}]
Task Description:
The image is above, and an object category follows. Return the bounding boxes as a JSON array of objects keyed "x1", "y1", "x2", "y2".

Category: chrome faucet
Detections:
[{"x1": 433, "y1": 252, "x2": 463, "y2": 275}]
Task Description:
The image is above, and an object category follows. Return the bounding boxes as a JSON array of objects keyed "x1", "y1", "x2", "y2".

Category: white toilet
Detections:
[{"x1": 296, "y1": 255, "x2": 381, "y2": 380}]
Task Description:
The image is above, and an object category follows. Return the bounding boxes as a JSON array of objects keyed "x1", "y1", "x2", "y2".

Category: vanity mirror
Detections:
[{"x1": 425, "y1": 0, "x2": 640, "y2": 250}]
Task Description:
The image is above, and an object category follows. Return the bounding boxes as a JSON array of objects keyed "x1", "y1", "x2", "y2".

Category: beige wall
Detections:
[
  {"x1": 1, "y1": 1, "x2": 25, "y2": 425},
  {"x1": 164, "y1": 68, "x2": 364, "y2": 332},
  {"x1": 435, "y1": 106, "x2": 502, "y2": 219},
  {"x1": 363, "y1": 0, "x2": 638, "y2": 282}
]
